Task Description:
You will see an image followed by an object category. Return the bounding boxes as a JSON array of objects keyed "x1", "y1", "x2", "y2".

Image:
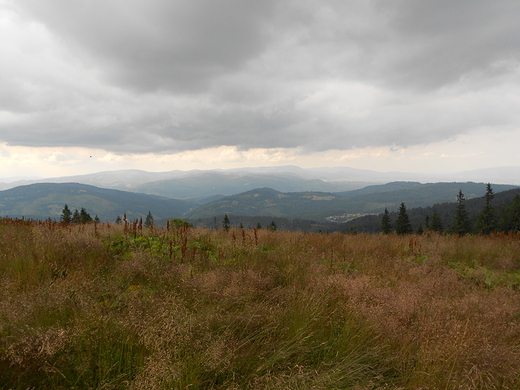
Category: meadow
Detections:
[{"x1": 1, "y1": 219, "x2": 520, "y2": 389}]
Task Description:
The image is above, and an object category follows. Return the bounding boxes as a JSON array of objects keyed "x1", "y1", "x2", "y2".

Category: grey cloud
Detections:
[
  {"x1": 373, "y1": 0, "x2": 520, "y2": 89},
  {"x1": 2, "y1": 0, "x2": 520, "y2": 156},
  {"x1": 18, "y1": 0, "x2": 277, "y2": 93}
]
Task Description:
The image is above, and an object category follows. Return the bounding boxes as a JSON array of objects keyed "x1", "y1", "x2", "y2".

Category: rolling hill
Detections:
[
  {"x1": 0, "y1": 183, "x2": 194, "y2": 222},
  {"x1": 184, "y1": 182, "x2": 519, "y2": 222}
]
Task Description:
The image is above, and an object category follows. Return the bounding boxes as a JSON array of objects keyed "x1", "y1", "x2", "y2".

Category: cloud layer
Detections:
[{"x1": 1, "y1": 0, "x2": 520, "y2": 155}]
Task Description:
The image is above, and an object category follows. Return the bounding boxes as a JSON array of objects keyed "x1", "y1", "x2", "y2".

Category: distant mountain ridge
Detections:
[
  {"x1": 0, "y1": 183, "x2": 193, "y2": 222},
  {"x1": 1, "y1": 179, "x2": 518, "y2": 226},
  {"x1": 184, "y1": 182, "x2": 519, "y2": 222},
  {"x1": 3, "y1": 165, "x2": 520, "y2": 195}
]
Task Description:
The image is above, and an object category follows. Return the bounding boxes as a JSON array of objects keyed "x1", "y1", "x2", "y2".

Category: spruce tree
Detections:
[
  {"x1": 451, "y1": 189, "x2": 471, "y2": 236},
  {"x1": 416, "y1": 223, "x2": 424, "y2": 235},
  {"x1": 430, "y1": 211, "x2": 444, "y2": 233},
  {"x1": 79, "y1": 208, "x2": 93, "y2": 224},
  {"x1": 500, "y1": 194, "x2": 520, "y2": 232},
  {"x1": 477, "y1": 183, "x2": 497, "y2": 235},
  {"x1": 395, "y1": 203, "x2": 413, "y2": 235},
  {"x1": 61, "y1": 204, "x2": 72, "y2": 224},
  {"x1": 222, "y1": 214, "x2": 230, "y2": 232},
  {"x1": 381, "y1": 208, "x2": 392, "y2": 234},
  {"x1": 144, "y1": 211, "x2": 154, "y2": 228},
  {"x1": 72, "y1": 209, "x2": 81, "y2": 224},
  {"x1": 269, "y1": 221, "x2": 277, "y2": 231}
]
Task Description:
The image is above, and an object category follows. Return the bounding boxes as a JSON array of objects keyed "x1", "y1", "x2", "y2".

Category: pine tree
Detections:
[
  {"x1": 430, "y1": 211, "x2": 444, "y2": 233},
  {"x1": 381, "y1": 208, "x2": 392, "y2": 234},
  {"x1": 395, "y1": 203, "x2": 413, "y2": 235},
  {"x1": 115, "y1": 215, "x2": 122, "y2": 225},
  {"x1": 500, "y1": 194, "x2": 520, "y2": 232},
  {"x1": 269, "y1": 221, "x2": 277, "y2": 231},
  {"x1": 477, "y1": 183, "x2": 497, "y2": 235},
  {"x1": 222, "y1": 214, "x2": 230, "y2": 232},
  {"x1": 416, "y1": 223, "x2": 424, "y2": 235},
  {"x1": 79, "y1": 208, "x2": 93, "y2": 224},
  {"x1": 72, "y1": 209, "x2": 81, "y2": 224},
  {"x1": 451, "y1": 189, "x2": 471, "y2": 236},
  {"x1": 144, "y1": 211, "x2": 154, "y2": 228},
  {"x1": 61, "y1": 204, "x2": 72, "y2": 224}
]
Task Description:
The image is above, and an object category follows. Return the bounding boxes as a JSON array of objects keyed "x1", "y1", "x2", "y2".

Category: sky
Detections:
[{"x1": 1, "y1": 0, "x2": 520, "y2": 180}]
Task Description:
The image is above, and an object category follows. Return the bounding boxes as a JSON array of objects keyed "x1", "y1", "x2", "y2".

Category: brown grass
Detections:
[{"x1": 1, "y1": 220, "x2": 520, "y2": 389}]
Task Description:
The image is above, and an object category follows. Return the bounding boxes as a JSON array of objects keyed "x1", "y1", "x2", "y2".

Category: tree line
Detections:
[
  {"x1": 60, "y1": 204, "x2": 99, "y2": 224},
  {"x1": 61, "y1": 204, "x2": 156, "y2": 227},
  {"x1": 378, "y1": 184, "x2": 520, "y2": 235}
]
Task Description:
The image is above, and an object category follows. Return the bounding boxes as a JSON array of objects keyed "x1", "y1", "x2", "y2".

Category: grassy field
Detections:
[{"x1": 1, "y1": 219, "x2": 520, "y2": 389}]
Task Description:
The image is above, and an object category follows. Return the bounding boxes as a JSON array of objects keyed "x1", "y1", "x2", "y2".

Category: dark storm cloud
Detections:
[
  {"x1": 1, "y1": 0, "x2": 520, "y2": 154},
  {"x1": 377, "y1": 0, "x2": 520, "y2": 89},
  {"x1": 18, "y1": 0, "x2": 277, "y2": 92}
]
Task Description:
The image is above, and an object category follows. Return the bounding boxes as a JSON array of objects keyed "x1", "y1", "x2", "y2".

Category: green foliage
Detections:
[
  {"x1": 395, "y1": 203, "x2": 413, "y2": 234},
  {"x1": 451, "y1": 190, "x2": 471, "y2": 236},
  {"x1": 60, "y1": 204, "x2": 72, "y2": 224},
  {"x1": 500, "y1": 194, "x2": 520, "y2": 232},
  {"x1": 430, "y1": 210, "x2": 444, "y2": 233},
  {"x1": 144, "y1": 211, "x2": 154, "y2": 228},
  {"x1": 477, "y1": 183, "x2": 497, "y2": 234},
  {"x1": 381, "y1": 208, "x2": 392, "y2": 234},
  {"x1": 170, "y1": 218, "x2": 193, "y2": 229},
  {"x1": 222, "y1": 214, "x2": 231, "y2": 231}
]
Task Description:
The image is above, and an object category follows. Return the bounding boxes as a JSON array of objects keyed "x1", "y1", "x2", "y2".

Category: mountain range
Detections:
[
  {"x1": 0, "y1": 171, "x2": 517, "y2": 225},
  {"x1": 3, "y1": 165, "x2": 520, "y2": 195},
  {"x1": 184, "y1": 182, "x2": 518, "y2": 222},
  {"x1": 0, "y1": 183, "x2": 193, "y2": 222}
]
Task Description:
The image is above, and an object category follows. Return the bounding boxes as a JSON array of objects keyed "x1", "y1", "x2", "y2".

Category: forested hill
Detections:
[
  {"x1": 341, "y1": 187, "x2": 520, "y2": 234},
  {"x1": 184, "y1": 182, "x2": 518, "y2": 222},
  {"x1": 0, "y1": 183, "x2": 193, "y2": 222}
]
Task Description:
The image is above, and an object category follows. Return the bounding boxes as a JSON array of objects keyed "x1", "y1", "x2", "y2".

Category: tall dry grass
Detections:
[{"x1": 1, "y1": 220, "x2": 520, "y2": 389}]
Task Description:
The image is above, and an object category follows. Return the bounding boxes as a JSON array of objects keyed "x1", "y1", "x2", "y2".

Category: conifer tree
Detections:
[
  {"x1": 61, "y1": 204, "x2": 72, "y2": 224},
  {"x1": 79, "y1": 207, "x2": 93, "y2": 224},
  {"x1": 72, "y1": 209, "x2": 81, "y2": 224},
  {"x1": 222, "y1": 214, "x2": 230, "y2": 232},
  {"x1": 477, "y1": 183, "x2": 497, "y2": 234},
  {"x1": 144, "y1": 211, "x2": 154, "y2": 228},
  {"x1": 430, "y1": 211, "x2": 444, "y2": 233},
  {"x1": 500, "y1": 194, "x2": 520, "y2": 232},
  {"x1": 416, "y1": 223, "x2": 424, "y2": 235},
  {"x1": 381, "y1": 208, "x2": 392, "y2": 234},
  {"x1": 395, "y1": 203, "x2": 413, "y2": 235},
  {"x1": 451, "y1": 189, "x2": 471, "y2": 236},
  {"x1": 269, "y1": 221, "x2": 277, "y2": 231}
]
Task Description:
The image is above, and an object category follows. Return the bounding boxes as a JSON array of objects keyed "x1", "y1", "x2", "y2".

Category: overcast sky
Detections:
[{"x1": 1, "y1": 0, "x2": 520, "y2": 179}]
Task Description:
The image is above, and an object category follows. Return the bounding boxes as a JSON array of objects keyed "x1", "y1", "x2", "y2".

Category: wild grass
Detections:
[{"x1": 1, "y1": 220, "x2": 520, "y2": 389}]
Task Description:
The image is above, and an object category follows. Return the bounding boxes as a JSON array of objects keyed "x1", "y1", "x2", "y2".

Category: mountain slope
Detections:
[
  {"x1": 341, "y1": 187, "x2": 520, "y2": 234},
  {"x1": 185, "y1": 182, "x2": 519, "y2": 222},
  {"x1": 0, "y1": 183, "x2": 193, "y2": 221},
  {"x1": 134, "y1": 171, "x2": 369, "y2": 199}
]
